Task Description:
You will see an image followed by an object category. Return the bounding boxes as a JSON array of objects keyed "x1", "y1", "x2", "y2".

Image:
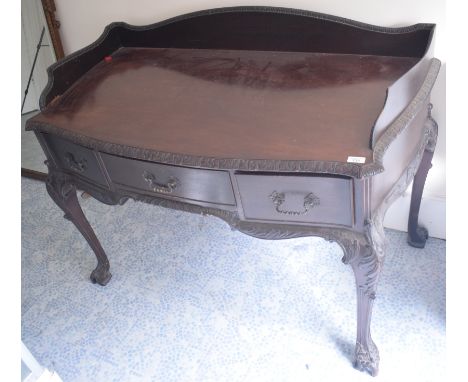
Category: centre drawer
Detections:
[
  {"x1": 236, "y1": 174, "x2": 353, "y2": 226},
  {"x1": 101, "y1": 153, "x2": 236, "y2": 206}
]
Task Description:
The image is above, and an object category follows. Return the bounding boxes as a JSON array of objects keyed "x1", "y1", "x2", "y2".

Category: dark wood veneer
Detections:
[
  {"x1": 101, "y1": 152, "x2": 236, "y2": 206},
  {"x1": 25, "y1": 7, "x2": 440, "y2": 377},
  {"x1": 43, "y1": 134, "x2": 108, "y2": 186},
  {"x1": 31, "y1": 47, "x2": 418, "y2": 164},
  {"x1": 36, "y1": 7, "x2": 435, "y2": 109},
  {"x1": 236, "y1": 174, "x2": 353, "y2": 226}
]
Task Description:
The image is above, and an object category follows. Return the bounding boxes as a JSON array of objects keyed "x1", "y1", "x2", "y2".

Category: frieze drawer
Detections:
[
  {"x1": 42, "y1": 134, "x2": 107, "y2": 186},
  {"x1": 101, "y1": 153, "x2": 236, "y2": 206},
  {"x1": 236, "y1": 174, "x2": 353, "y2": 226}
]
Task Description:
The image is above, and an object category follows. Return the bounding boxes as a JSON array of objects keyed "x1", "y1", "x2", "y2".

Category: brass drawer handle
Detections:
[
  {"x1": 64, "y1": 152, "x2": 87, "y2": 173},
  {"x1": 143, "y1": 171, "x2": 179, "y2": 194},
  {"x1": 269, "y1": 191, "x2": 320, "y2": 216}
]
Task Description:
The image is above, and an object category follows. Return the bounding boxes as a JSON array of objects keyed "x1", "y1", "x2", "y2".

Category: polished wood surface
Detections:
[
  {"x1": 236, "y1": 174, "x2": 353, "y2": 225},
  {"x1": 101, "y1": 152, "x2": 236, "y2": 206},
  {"x1": 32, "y1": 47, "x2": 418, "y2": 163},
  {"x1": 36, "y1": 8, "x2": 434, "y2": 108},
  {"x1": 44, "y1": 134, "x2": 108, "y2": 186}
]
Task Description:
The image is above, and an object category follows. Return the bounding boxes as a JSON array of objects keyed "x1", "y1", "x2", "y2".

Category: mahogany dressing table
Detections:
[{"x1": 25, "y1": 7, "x2": 440, "y2": 376}]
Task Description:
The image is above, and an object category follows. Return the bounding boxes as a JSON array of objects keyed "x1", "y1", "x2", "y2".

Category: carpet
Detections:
[{"x1": 21, "y1": 178, "x2": 446, "y2": 381}]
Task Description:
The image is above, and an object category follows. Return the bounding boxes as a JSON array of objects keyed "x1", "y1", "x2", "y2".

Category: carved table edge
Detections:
[
  {"x1": 26, "y1": 58, "x2": 440, "y2": 178},
  {"x1": 26, "y1": 125, "x2": 365, "y2": 176},
  {"x1": 370, "y1": 58, "x2": 440, "y2": 168}
]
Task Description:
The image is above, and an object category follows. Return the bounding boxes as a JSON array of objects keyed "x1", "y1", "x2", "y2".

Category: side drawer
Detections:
[
  {"x1": 101, "y1": 153, "x2": 236, "y2": 206},
  {"x1": 43, "y1": 134, "x2": 107, "y2": 186},
  {"x1": 236, "y1": 174, "x2": 353, "y2": 226}
]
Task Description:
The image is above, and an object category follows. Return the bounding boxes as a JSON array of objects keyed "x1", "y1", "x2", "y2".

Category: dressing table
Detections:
[{"x1": 26, "y1": 7, "x2": 440, "y2": 376}]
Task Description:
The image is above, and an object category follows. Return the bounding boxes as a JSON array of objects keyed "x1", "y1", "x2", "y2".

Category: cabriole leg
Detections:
[
  {"x1": 46, "y1": 168, "x2": 112, "y2": 286},
  {"x1": 341, "y1": 221, "x2": 385, "y2": 377},
  {"x1": 350, "y1": 256, "x2": 381, "y2": 377},
  {"x1": 407, "y1": 147, "x2": 434, "y2": 248},
  {"x1": 407, "y1": 104, "x2": 438, "y2": 248}
]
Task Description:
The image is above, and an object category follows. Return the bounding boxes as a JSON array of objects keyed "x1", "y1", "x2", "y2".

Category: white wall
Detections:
[
  {"x1": 21, "y1": 0, "x2": 56, "y2": 112},
  {"x1": 54, "y1": 0, "x2": 446, "y2": 238}
]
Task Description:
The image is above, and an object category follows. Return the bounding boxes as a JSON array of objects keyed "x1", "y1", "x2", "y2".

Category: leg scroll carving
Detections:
[
  {"x1": 46, "y1": 166, "x2": 112, "y2": 286},
  {"x1": 408, "y1": 104, "x2": 438, "y2": 248},
  {"x1": 339, "y1": 219, "x2": 386, "y2": 377}
]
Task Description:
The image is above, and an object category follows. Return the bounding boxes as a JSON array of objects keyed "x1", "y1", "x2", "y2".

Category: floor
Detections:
[{"x1": 21, "y1": 177, "x2": 446, "y2": 382}]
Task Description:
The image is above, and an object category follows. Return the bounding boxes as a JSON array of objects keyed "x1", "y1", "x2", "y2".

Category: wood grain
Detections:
[{"x1": 31, "y1": 47, "x2": 418, "y2": 163}]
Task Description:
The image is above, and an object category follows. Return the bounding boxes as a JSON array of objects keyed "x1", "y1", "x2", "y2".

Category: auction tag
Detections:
[{"x1": 347, "y1": 156, "x2": 366, "y2": 164}]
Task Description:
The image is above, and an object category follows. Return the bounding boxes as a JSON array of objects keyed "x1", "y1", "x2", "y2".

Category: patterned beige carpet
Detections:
[{"x1": 21, "y1": 177, "x2": 445, "y2": 382}]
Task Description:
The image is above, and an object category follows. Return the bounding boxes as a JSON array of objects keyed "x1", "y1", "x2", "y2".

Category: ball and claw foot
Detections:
[
  {"x1": 90, "y1": 265, "x2": 112, "y2": 286},
  {"x1": 354, "y1": 341, "x2": 380, "y2": 377},
  {"x1": 354, "y1": 360, "x2": 379, "y2": 377},
  {"x1": 407, "y1": 225, "x2": 429, "y2": 248},
  {"x1": 353, "y1": 361, "x2": 379, "y2": 377}
]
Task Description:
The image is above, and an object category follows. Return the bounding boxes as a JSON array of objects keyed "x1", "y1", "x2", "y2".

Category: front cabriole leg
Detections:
[
  {"x1": 340, "y1": 220, "x2": 386, "y2": 377},
  {"x1": 350, "y1": 243, "x2": 381, "y2": 377},
  {"x1": 45, "y1": 165, "x2": 112, "y2": 285}
]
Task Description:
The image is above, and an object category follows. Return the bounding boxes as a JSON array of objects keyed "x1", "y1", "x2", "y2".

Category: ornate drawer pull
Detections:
[
  {"x1": 269, "y1": 191, "x2": 320, "y2": 216},
  {"x1": 142, "y1": 171, "x2": 179, "y2": 194},
  {"x1": 64, "y1": 152, "x2": 87, "y2": 173}
]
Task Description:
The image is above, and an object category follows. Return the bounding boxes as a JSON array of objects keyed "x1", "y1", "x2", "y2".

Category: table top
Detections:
[{"x1": 32, "y1": 47, "x2": 418, "y2": 163}]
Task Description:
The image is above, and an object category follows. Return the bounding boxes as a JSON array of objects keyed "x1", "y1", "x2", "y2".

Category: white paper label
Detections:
[{"x1": 347, "y1": 156, "x2": 366, "y2": 164}]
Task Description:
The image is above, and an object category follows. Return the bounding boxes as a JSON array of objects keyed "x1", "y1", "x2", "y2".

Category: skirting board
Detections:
[{"x1": 384, "y1": 194, "x2": 446, "y2": 239}]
